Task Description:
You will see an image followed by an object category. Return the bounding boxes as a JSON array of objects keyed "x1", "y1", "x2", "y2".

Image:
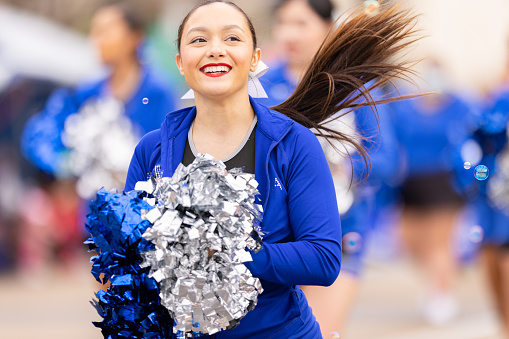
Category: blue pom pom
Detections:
[{"x1": 86, "y1": 189, "x2": 175, "y2": 338}]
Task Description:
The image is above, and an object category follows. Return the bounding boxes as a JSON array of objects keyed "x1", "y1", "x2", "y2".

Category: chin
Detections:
[
  {"x1": 196, "y1": 84, "x2": 244, "y2": 99},
  {"x1": 201, "y1": 89, "x2": 233, "y2": 99}
]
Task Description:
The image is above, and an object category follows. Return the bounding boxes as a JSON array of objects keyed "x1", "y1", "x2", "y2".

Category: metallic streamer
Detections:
[
  {"x1": 62, "y1": 98, "x2": 139, "y2": 198},
  {"x1": 137, "y1": 154, "x2": 264, "y2": 335}
]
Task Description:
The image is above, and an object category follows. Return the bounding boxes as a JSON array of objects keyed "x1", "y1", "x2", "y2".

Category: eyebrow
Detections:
[{"x1": 186, "y1": 24, "x2": 245, "y2": 37}]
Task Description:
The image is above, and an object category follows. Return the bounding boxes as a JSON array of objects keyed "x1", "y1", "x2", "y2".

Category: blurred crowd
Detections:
[{"x1": 1, "y1": 0, "x2": 509, "y2": 338}]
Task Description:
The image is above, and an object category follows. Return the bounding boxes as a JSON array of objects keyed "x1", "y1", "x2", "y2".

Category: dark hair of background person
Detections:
[
  {"x1": 177, "y1": 0, "x2": 421, "y2": 177},
  {"x1": 99, "y1": 0, "x2": 148, "y2": 33},
  {"x1": 275, "y1": 0, "x2": 335, "y2": 21}
]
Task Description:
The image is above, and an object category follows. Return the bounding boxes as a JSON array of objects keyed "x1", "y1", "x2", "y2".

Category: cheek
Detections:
[
  {"x1": 293, "y1": 29, "x2": 320, "y2": 54},
  {"x1": 306, "y1": 22, "x2": 329, "y2": 43},
  {"x1": 230, "y1": 49, "x2": 253, "y2": 76},
  {"x1": 179, "y1": 50, "x2": 199, "y2": 75},
  {"x1": 100, "y1": 31, "x2": 129, "y2": 54},
  {"x1": 275, "y1": 25, "x2": 299, "y2": 45}
]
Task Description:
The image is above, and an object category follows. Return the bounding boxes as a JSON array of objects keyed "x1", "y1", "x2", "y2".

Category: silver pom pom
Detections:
[
  {"x1": 62, "y1": 98, "x2": 139, "y2": 198},
  {"x1": 136, "y1": 154, "x2": 264, "y2": 335}
]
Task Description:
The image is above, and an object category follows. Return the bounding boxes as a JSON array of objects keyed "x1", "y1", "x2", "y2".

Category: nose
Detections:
[{"x1": 207, "y1": 38, "x2": 226, "y2": 58}]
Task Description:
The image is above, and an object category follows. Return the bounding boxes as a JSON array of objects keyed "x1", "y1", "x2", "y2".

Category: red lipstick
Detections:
[{"x1": 200, "y1": 63, "x2": 232, "y2": 77}]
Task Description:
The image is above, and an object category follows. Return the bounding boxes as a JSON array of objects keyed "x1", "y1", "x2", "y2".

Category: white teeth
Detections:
[{"x1": 202, "y1": 65, "x2": 231, "y2": 74}]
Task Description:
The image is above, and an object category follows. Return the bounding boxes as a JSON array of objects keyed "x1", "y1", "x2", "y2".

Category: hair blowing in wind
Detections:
[{"x1": 272, "y1": 1, "x2": 422, "y2": 175}]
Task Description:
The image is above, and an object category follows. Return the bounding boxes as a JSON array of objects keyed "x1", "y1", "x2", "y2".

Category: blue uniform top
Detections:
[
  {"x1": 464, "y1": 89, "x2": 509, "y2": 245},
  {"x1": 258, "y1": 63, "x2": 399, "y2": 269},
  {"x1": 125, "y1": 97, "x2": 342, "y2": 338},
  {"x1": 258, "y1": 63, "x2": 399, "y2": 184},
  {"x1": 390, "y1": 94, "x2": 473, "y2": 178},
  {"x1": 21, "y1": 66, "x2": 176, "y2": 175}
]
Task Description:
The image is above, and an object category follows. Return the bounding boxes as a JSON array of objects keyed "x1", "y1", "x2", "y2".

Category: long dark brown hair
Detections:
[
  {"x1": 273, "y1": 2, "x2": 421, "y2": 176},
  {"x1": 178, "y1": 0, "x2": 421, "y2": 176}
]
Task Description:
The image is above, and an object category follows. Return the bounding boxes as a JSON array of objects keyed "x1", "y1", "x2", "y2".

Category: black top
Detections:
[{"x1": 182, "y1": 119, "x2": 257, "y2": 174}]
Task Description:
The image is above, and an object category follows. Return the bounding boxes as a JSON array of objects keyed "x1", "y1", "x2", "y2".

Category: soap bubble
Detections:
[
  {"x1": 474, "y1": 165, "x2": 489, "y2": 180},
  {"x1": 469, "y1": 225, "x2": 484, "y2": 243},
  {"x1": 328, "y1": 332, "x2": 340, "y2": 339},
  {"x1": 343, "y1": 232, "x2": 362, "y2": 254},
  {"x1": 460, "y1": 139, "x2": 482, "y2": 166},
  {"x1": 364, "y1": 0, "x2": 380, "y2": 17},
  {"x1": 142, "y1": 98, "x2": 149, "y2": 104},
  {"x1": 464, "y1": 162, "x2": 471, "y2": 170}
]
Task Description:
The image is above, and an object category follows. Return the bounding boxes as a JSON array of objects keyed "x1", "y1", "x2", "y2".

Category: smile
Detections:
[{"x1": 200, "y1": 63, "x2": 232, "y2": 77}]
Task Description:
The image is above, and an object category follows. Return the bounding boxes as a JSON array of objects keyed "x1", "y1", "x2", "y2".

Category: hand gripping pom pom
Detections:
[{"x1": 138, "y1": 154, "x2": 264, "y2": 335}]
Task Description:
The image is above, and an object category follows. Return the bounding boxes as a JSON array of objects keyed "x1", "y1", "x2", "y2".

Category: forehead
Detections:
[
  {"x1": 277, "y1": 0, "x2": 318, "y2": 20},
  {"x1": 184, "y1": 3, "x2": 249, "y2": 32},
  {"x1": 91, "y1": 7, "x2": 125, "y2": 27}
]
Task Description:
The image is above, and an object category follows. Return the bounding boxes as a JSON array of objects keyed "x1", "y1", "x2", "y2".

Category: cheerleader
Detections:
[
  {"x1": 21, "y1": 2, "x2": 176, "y2": 192},
  {"x1": 124, "y1": 0, "x2": 420, "y2": 337},
  {"x1": 466, "y1": 85, "x2": 509, "y2": 337},
  {"x1": 390, "y1": 61, "x2": 473, "y2": 325},
  {"x1": 18, "y1": 2, "x2": 176, "y2": 277}
]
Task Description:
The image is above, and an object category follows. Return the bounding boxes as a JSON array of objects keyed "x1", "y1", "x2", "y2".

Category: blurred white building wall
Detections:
[
  {"x1": 0, "y1": 3, "x2": 102, "y2": 89},
  {"x1": 335, "y1": 0, "x2": 509, "y2": 92},
  {"x1": 407, "y1": 0, "x2": 509, "y2": 92}
]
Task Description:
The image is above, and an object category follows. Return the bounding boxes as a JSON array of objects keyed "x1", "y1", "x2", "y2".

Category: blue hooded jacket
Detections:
[
  {"x1": 125, "y1": 97, "x2": 342, "y2": 338},
  {"x1": 21, "y1": 66, "x2": 176, "y2": 174}
]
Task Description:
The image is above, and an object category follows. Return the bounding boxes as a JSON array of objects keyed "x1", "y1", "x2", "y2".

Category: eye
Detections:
[
  {"x1": 190, "y1": 37, "x2": 206, "y2": 44},
  {"x1": 226, "y1": 36, "x2": 241, "y2": 42}
]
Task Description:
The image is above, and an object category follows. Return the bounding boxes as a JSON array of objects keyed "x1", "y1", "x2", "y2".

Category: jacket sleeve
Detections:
[
  {"x1": 20, "y1": 88, "x2": 75, "y2": 174},
  {"x1": 124, "y1": 130, "x2": 160, "y2": 192},
  {"x1": 244, "y1": 127, "x2": 342, "y2": 286}
]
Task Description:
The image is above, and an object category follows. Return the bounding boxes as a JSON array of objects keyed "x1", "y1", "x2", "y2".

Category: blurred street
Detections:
[
  {"x1": 345, "y1": 259, "x2": 503, "y2": 339},
  {"x1": 0, "y1": 257, "x2": 503, "y2": 339}
]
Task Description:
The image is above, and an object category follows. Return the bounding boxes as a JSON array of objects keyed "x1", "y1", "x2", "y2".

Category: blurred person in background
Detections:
[
  {"x1": 259, "y1": 0, "x2": 400, "y2": 336},
  {"x1": 457, "y1": 69, "x2": 509, "y2": 337},
  {"x1": 390, "y1": 60, "x2": 473, "y2": 326},
  {"x1": 0, "y1": 75, "x2": 62, "y2": 274},
  {"x1": 22, "y1": 1, "x2": 177, "y2": 190},
  {"x1": 18, "y1": 1, "x2": 176, "y2": 277},
  {"x1": 260, "y1": 0, "x2": 333, "y2": 108}
]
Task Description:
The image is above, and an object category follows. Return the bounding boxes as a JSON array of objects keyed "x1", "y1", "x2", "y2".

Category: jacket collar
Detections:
[
  {"x1": 160, "y1": 96, "x2": 295, "y2": 211},
  {"x1": 161, "y1": 96, "x2": 294, "y2": 142},
  {"x1": 250, "y1": 97, "x2": 293, "y2": 142}
]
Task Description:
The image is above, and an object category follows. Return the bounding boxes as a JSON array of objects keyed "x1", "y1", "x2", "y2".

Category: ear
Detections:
[
  {"x1": 250, "y1": 48, "x2": 261, "y2": 73},
  {"x1": 176, "y1": 54, "x2": 185, "y2": 77}
]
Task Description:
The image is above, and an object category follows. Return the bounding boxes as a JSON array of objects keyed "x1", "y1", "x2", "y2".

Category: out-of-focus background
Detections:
[{"x1": 1, "y1": 0, "x2": 509, "y2": 338}]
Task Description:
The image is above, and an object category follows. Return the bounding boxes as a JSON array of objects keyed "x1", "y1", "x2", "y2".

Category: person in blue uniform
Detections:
[
  {"x1": 257, "y1": 0, "x2": 400, "y2": 336},
  {"x1": 124, "y1": 0, "x2": 420, "y2": 337},
  {"x1": 21, "y1": 2, "x2": 176, "y2": 177},
  {"x1": 259, "y1": 0, "x2": 332, "y2": 108},
  {"x1": 461, "y1": 86, "x2": 509, "y2": 336},
  {"x1": 390, "y1": 71, "x2": 474, "y2": 324},
  {"x1": 17, "y1": 2, "x2": 176, "y2": 277}
]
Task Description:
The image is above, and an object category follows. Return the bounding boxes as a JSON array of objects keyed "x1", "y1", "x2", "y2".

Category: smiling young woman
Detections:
[
  {"x1": 175, "y1": 2, "x2": 261, "y2": 162},
  {"x1": 124, "y1": 0, "x2": 420, "y2": 337}
]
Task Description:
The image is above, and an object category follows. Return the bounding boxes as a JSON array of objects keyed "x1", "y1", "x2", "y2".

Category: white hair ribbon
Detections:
[{"x1": 181, "y1": 60, "x2": 269, "y2": 99}]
